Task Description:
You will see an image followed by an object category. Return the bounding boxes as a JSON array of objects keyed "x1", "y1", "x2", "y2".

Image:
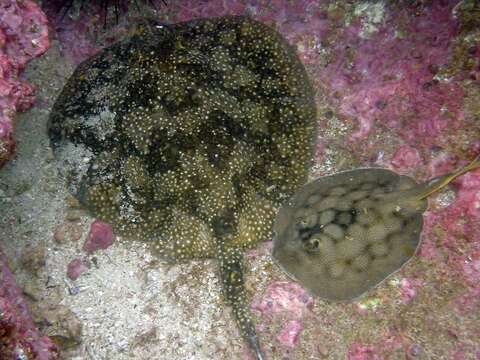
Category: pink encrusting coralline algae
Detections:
[
  {"x1": 390, "y1": 145, "x2": 422, "y2": 173},
  {"x1": 311, "y1": 1, "x2": 468, "y2": 153},
  {"x1": 421, "y1": 166, "x2": 480, "y2": 310},
  {"x1": 40, "y1": 0, "x2": 102, "y2": 65},
  {"x1": 0, "y1": 250, "x2": 59, "y2": 359},
  {"x1": 0, "y1": 1, "x2": 59, "y2": 358},
  {"x1": 83, "y1": 220, "x2": 115, "y2": 254},
  {"x1": 252, "y1": 281, "x2": 314, "y2": 320},
  {"x1": 399, "y1": 278, "x2": 423, "y2": 304},
  {"x1": 0, "y1": 0, "x2": 49, "y2": 167},
  {"x1": 347, "y1": 342, "x2": 383, "y2": 360},
  {"x1": 276, "y1": 320, "x2": 304, "y2": 349},
  {"x1": 66, "y1": 258, "x2": 90, "y2": 281},
  {"x1": 252, "y1": 281, "x2": 313, "y2": 349}
]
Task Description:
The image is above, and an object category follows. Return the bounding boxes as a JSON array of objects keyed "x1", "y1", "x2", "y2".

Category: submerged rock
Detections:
[
  {"x1": 83, "y1": 220, "x2": 115, "y2": 254},
  {"x1": 0, "y1": 0, "x2": 50, "y2": 168},
  {"x1": 0, "y1": 249, "x2": 59, "y2": 359},
  {"x1": 48, "y1": 16, "x2": 317, "y2": 358}
]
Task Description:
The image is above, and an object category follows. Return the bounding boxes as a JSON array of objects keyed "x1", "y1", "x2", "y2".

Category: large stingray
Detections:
[
  {"x1": 48, "y1": 16, "x2": 317, "y2": 359},
  {"x1": 273, "y1": 157, "x2": 480, "y2": 301}
]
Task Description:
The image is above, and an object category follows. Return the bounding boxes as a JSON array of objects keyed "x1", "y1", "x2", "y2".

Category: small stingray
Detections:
[{"x1": 273, "y1": 157, "x2": 480, "y2": 301}]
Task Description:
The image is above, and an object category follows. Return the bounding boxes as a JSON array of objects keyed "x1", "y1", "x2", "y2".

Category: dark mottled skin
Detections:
[{"x1": 48, "y1": 16, "x2": 317, "y2": 358}]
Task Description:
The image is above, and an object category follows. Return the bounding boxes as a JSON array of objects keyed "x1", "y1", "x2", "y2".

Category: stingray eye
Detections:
[
  {"x1": 298, "y1": 219, "x2": 308, "y2": 229},
  {"x1": 304, "y1": 237, "x2": 321, "y2": 253}
]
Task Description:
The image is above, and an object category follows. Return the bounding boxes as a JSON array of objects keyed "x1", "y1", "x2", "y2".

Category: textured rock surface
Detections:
[
  {"x1": 66, "y1": 258, "x2": 89, "y2": 280},
  {"x1": 83, "y1": 220, "x2": 115, "y2": 254},
  {"x1": 0, "y1": 1, "x2": 59, "y2": 359},
  {"x1": 0, "y1": 0, "x2": 479, "y2": 359},
  {"x1": 0, "y1": 250, "x2": 59, "y2": 359},
  {"x1": 0, "y1": 0, "x2": 49, "y2": 167}
]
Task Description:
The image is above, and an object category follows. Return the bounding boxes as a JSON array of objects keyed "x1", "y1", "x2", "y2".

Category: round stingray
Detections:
[{"x1": 272, "y1": 168, "x2": 427, "y2": 301}]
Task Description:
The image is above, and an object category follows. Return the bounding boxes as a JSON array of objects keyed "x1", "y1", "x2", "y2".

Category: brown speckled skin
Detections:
[{"x1": 273, "y1": 167, "x2": 426, "y2": 301}]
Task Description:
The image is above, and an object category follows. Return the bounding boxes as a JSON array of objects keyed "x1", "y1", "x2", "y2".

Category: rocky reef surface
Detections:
[
  {"x1": 0, "y1": 249, "x2": 58, "y2": 359},
  {"x1": 0, "y1": 1, "x2": 58, "y2": 359},
  {"x1": 0, "y1": 0, "x2": 49, "y2": 166},
  {"x1": 0, "y1": 0, "x2": 479, "y2": 359}
]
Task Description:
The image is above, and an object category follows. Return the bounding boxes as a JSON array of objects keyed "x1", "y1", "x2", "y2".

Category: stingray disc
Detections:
[
  {"x1": 47, "y1": 16, "x2": 317, "y2": 259},
  {"x1": 273, "y1": 168, "x2": 427, "y2": 301}
]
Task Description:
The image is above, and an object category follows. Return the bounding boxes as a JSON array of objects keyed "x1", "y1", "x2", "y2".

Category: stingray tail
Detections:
[
  {"x1": 414, "y1": 154, "x2": 480, "y2": 200},
  {"x1": 218, "y1": 245, "x2": 264, "y2": 360}
]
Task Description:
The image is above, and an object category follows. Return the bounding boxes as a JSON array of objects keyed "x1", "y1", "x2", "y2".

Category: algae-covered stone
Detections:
[{"x1": 48, "y1": 16, "x2": 317, "y2": 359}]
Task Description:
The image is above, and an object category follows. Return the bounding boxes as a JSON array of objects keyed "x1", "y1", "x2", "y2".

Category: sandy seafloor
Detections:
[{"x1": 1, "y1": 1, "x2": 480, "y2": 359}]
